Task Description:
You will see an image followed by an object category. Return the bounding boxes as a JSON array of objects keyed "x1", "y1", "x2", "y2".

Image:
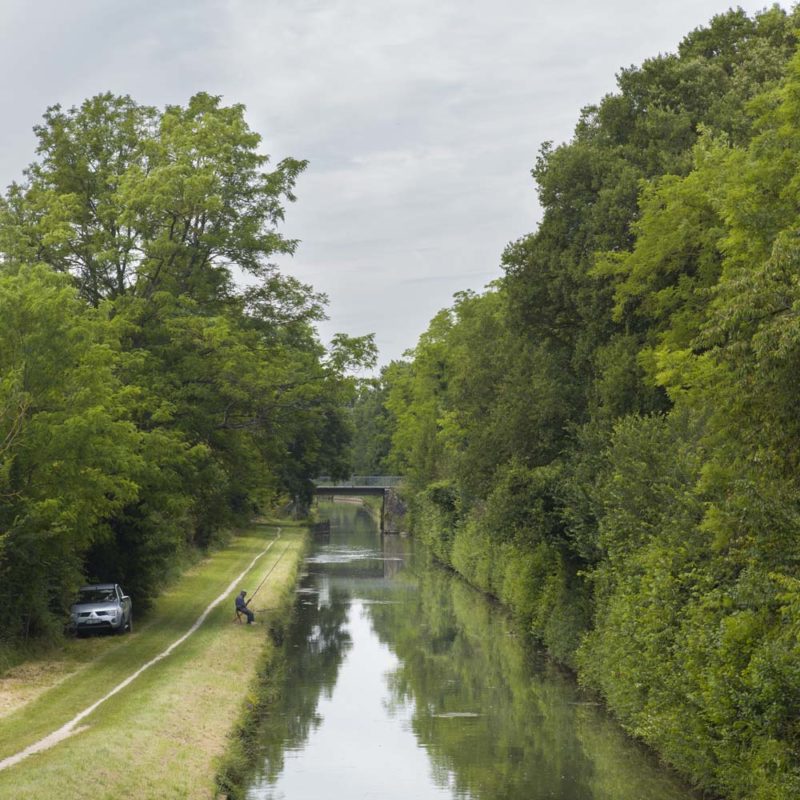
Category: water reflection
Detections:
[{"x1": 244, "y1": 502, "x2": 697, "y2": 800}]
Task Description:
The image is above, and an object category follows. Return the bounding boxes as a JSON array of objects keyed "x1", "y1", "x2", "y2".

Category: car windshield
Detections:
[{"x1": 78, "y1": 588, "x2": 116, "y2": 603}]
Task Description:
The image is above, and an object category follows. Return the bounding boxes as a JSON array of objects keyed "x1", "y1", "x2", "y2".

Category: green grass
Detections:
[{"x1": 0, "y1": 522, "x2": 307, "y2": 799}]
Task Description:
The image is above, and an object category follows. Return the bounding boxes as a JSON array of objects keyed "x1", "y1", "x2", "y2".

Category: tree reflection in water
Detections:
[
  {"x1": 242, "y1": 502, "x2": 697, "y2": 800},
  {"x1": 370, "y1": 558, "x2": 696, "y2": 799}
]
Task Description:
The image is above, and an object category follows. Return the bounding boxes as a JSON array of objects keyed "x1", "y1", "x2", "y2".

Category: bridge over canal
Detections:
[{"x1": 312, "y1": 477, "x2": 404, "y2": 532}]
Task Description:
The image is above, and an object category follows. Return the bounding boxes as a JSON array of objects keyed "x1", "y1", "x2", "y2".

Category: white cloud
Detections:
[{"x1": 0, "y1": 0, "x2": 787, "y2": 364}]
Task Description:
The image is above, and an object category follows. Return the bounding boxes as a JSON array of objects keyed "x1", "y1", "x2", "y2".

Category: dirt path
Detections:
[{"x1": 0, "y1": 530, "x2": 281, "y2": 773}]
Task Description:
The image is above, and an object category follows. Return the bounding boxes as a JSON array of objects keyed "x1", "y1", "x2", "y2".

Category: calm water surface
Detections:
[{"x1": 244, "y1": 502, "x2": 697, "y2": 800}]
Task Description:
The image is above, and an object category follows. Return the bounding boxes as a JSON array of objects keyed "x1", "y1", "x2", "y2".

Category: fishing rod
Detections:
[{"x1": 246, "y1": 539, "x2": 293, "y2": 610}]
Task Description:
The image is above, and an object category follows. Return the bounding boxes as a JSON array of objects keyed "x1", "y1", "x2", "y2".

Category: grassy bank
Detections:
[
  {"x1": 0, "y1": 520, "x2": 307, "y2": 799},
  {"x1": 214, "y1": 613, "x2": 294, "y2": 799}
]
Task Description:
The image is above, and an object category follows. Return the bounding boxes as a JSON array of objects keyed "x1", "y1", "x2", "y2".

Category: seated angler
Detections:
[{"x1": 235, "y1": 590, "x2": 255, "y2": 624}]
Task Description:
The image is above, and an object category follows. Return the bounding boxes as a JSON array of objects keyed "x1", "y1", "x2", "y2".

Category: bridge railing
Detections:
[{"x1": 313, "y1": 475, "x2": 404, "y2": 488}]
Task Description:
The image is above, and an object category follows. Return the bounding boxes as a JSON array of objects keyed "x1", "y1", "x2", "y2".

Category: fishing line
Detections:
[{"x1": 247, "y1": 539, "x2": 292, "y2": 606}]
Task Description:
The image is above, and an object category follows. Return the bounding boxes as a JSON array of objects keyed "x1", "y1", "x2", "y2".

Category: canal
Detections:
[{"x1": 243, "y1": 501, "x2": 697, "y2": 800}]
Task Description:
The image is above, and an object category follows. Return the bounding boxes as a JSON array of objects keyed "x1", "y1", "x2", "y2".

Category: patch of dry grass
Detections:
[
  {"x1": 0, "y1": 634, "x2": 124, "y2": 720},
  {"x1": 0, "y1": 661, "x2": 75, "y2": 718}
]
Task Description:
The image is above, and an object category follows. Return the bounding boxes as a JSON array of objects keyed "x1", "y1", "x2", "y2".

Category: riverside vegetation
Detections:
[
  {"x1": 353, "y1": 8, "x2": 800, "y2": 799},
  {"x1": 0, "y1": 93, "x2": 374, "y2": 665}
]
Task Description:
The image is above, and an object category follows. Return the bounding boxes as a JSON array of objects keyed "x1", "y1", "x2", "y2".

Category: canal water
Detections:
[{"x1": 244, "y1": 501, "x2": 697, "y2": 800}]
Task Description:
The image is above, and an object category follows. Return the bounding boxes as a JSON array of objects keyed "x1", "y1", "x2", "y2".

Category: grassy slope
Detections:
[{"x1": 0, "y1": 521, "x2": 306, "y2": 799}]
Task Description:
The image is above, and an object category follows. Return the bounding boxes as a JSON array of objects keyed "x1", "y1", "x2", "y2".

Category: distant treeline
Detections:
[
  {"x1": 353, "y1": 7, "x2": 800, "y2": 798},
  {"x1": 0, "y1": 93, "x2": 373, "y2": 649}
]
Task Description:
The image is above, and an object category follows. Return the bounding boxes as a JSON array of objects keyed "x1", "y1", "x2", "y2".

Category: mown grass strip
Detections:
[
  {"x1": 0, "y1": 525, "x2": 278, "y2": 759},
  {"x1": 0, "y1": 522, "x2": 307, "y2": 799},
  {"x1": 0, "y1": 532, "x2": 280, "y2": 771}
]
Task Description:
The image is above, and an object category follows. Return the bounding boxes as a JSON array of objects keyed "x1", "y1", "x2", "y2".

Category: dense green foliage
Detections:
[
  {"x1": 0, "y1": 93, "x2": 373, "y2": 648},
  {"x1": 355, "y1": 8, "x2": 800, "y2": 798}
]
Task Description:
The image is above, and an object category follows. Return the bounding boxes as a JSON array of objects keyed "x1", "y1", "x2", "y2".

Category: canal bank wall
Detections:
[{"x1": 333, "y1": 489, "x2": 407, "y2": 533}]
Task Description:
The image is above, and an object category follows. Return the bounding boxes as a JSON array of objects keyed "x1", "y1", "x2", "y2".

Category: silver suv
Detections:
[{"x1": 70, "y1": 583, "x2": 133, "y2": 635}]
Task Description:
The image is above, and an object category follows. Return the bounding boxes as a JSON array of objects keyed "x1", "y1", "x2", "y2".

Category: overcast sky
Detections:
[{"x1": 0, "y1": 1, "x2": 786, "y2": 366}]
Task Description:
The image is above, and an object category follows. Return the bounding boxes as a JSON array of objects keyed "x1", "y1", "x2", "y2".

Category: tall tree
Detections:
[{"x1": 0, "y1": 92, "x2": 374, "y2": 640}]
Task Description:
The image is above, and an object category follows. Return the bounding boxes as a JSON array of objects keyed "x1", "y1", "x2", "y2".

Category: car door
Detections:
[{"x1": 116, "y1": 584, "x2": 131, "y2": 623}]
